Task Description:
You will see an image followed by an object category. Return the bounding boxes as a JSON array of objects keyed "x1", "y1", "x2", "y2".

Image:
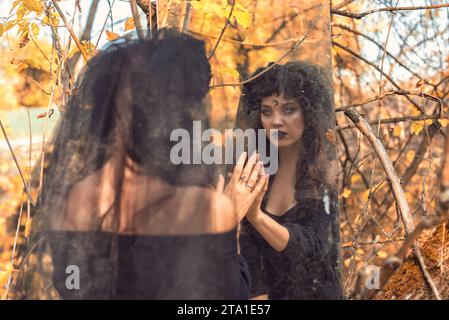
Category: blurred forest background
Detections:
[{"x1": 1, "y1": 0, "x2": 449, "y2": 300}]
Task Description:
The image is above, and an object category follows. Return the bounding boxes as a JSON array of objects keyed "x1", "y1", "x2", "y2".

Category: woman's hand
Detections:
[
  {"x1": 246, "y1": 171, "x2": 269, "y2": 223},
  {"x1": 218, "y1": 152, "x2": 269, "y2": 223}
]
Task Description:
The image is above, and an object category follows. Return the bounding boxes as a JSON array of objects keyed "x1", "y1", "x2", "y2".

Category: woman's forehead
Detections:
[{"x1": 261, "y1": 94, "x2": 299, "y2": 106}]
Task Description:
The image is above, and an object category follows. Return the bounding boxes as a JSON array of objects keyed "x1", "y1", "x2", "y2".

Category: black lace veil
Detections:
[{"x1": 12, "y1": 29, "x2": 242, "y2": 299}]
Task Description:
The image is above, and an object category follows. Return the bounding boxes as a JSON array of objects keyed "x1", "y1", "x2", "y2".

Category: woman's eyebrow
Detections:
[{"x1": 282, "y1": 102, "x2": 298, "y2": 107}]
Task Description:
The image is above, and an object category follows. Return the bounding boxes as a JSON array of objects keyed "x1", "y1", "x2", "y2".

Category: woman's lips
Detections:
[{"x1": 278, "y1": 131, "x2": 288, "y2": 139}]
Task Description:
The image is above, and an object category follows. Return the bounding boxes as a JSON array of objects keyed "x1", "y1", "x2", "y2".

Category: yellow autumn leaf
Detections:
[
  {"x1": 210, "y1": 3, "x2": 226, "y2": 17},
  {"x1": 124, "y1": 17, "x2": 135, "y2": 31},
  {"x1": 0, "y1": 264, "x2": 14, "y2": 288},
  {"x1": 191, "y1": 1, "x2": 222, "y2": 16},
  {"x1": 377, "y1": 251, "x2": 388, "y2": 259},
  {"x1": 343, "y1": 258, "x2": 351, "y2": 268},
  {"x1": 232, "y1": 5, "x2": 252, "y2": 29},
  {"x1": 10, "y1": 0, "x2": 21, "y2": 14},
  {"x1": 438, "y1": 119, "x2": 449, "y2": 127},
  {"x1": 42, "y1": 12, "x2": 60, "y2": 26},
  {"x1": 406, "y1": 150, "x2": 416, "y2": 162},
  {"x1": 190, "y1": 0, "x2": 205, "y2": 12},
  {"x1": 350, "y1": 174, "x2": 360, "y2": 185},
  {"x1": 0, "y1": 23, "x2": 4, "y2": 37},
  {"x1": 224, "y1": 67, "x2": 239, "y2": 79},
  {"x1": 4, "y1": 20, "x2": 16, "y2": 32},
  {"x1": 362, "y1": 189, "x2": 370, "y2": 202},
  {"x1": 17, "y1": 4, "x2": 26, "y2": 20},
  {"x1": 17, "y1": 62, "x2": 28, "y2": 72},
  {"x1": 81, "y1": 40, "x2": 96, "y2": 56},
  {"x1": 30, "y1": 22, "x2": 39, "y2": 38},
  {"x1": 106, "y1": 30, "x2": 120, "y2": 41},
  {"x1": 22, "y1": 0, "x2": 43, "y2": 14},
  {"x1": 411, "y1": 108, "x2": 421, "y2": 117},
  {"x1": 341, "y1": 188, "x2": 352, "y2": 198},
  {"x1": 393, "y1": 125, "x2": 402, "y2": 137},
  {"x1": 18, "y1": 20, "x2": 29, "y2": 36},
  {"x1": 412, "y1": 119, "x2": 433, "y2": 135},
  {"x1": 411, "y1": 121, "x2": 424, "y2": 136}
]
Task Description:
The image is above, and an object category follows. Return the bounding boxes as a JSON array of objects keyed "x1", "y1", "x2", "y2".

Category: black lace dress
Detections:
[{"x1": 239, "y1": 198, "x2": 343, "y2": 300}]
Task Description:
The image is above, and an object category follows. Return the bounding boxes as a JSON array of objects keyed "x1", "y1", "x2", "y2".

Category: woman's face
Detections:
[{"x1": 260, "y1": 93, "x2": 304, "y2": 148}]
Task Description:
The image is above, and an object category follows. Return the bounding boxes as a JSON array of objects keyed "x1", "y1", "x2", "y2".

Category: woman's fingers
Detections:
[
  {"x1": 246, "y1": 161, "x2": 263, "y2": 189},
  {"x1": 240, "y1": 151, "x2": 258, "y2": 182},
  {"x1": 263, "y1": 174, "x2": 269, "y2": 192},
  {"x1": 252, "y1": 172, "x2": 268, "y2": 196},
  {"x1": 232, "y1": 151, "x2": 247, "y2": 182},
  {"x1": 216, "y1": 174, "x2": 225, "y2": 193}
]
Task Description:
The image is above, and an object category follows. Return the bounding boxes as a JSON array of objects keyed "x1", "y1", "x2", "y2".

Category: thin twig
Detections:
[
  {"x1": 208, "y1": 0, "x2": 236, "y2": 60},
  {"x1": 332, "y1": 4, "x2": 449, "y2": 20},
  {"x1": 0, "y1": 120, "x2": 34, "y2": 205},
  {"x1": 335, "y1": 90, "x2": 442, "y2": 113},
  {"x1": 51, "y1": 0, "x2": 88, "y2": 63},
  {"x1": 338, "y1": 114, "x2": 443, "y2": 131}
]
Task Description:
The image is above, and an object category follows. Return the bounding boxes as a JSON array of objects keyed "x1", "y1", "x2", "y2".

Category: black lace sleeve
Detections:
[{"x1": 278, "y1": 199, "x2": 335, "y2": 265}]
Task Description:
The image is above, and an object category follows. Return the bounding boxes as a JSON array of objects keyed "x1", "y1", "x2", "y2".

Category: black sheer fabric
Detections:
[
  {"x1": 235, "y1": 61, "x2": 343, "y2": 299},
  {"x1": 240, "y1": 198, "x2": 341, "y2": 299},
  {"x1": 12, "y1": 29, "x2": 249, "y2": 300}
]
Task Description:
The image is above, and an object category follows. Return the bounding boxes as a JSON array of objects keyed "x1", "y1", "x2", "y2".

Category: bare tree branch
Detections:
[
  {"x1": 130, "y1": 0, "x2": 145, "y2": 41},
  {"x1": 332, "y1": 4, "x2": 449, "y2": 20},
  {"x1": 345, "y1": 108, "x2": 442, "y2": 300},
  {"x1": 335, "y1": 90, "x2": 442, "y2": 113}
]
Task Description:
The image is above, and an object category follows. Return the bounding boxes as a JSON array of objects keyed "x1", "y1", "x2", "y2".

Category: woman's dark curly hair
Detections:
[
  {"x1": 242, "y1": 61, "x2": 333, "y2": 202},
  {"x1": 39, "y1": 29, "x2": 216, "y2": 215}
]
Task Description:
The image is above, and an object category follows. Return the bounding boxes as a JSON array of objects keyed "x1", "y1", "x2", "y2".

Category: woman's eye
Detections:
[
  {"x1": 261, "y1": 109, "x2": 272, "y2": 116},
  {"x1": 283, "y1": 105, "x2": 297, "y2": 114}
]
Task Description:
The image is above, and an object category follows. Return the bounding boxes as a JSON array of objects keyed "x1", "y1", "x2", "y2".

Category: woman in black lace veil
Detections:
[
  {"x1": 12, "y1": 29, "x2": 250, "y2": 300},
  {"x1": 231, "y1": 61, "x2": 343, "y2": 300}
]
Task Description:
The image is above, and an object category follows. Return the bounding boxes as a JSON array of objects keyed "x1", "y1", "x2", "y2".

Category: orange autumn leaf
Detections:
[
  {"x1": 124, "y1": 17, "x2": 135, "y2": 31},
  {"x1": 106, "y1": 30, "x2": 120, "y2": 41},
  {"x1": 438, "y1": 119, "x2": 449, "y2": 127},
  {"x1": 326, "y1": 129, "x2": 337, "y2": 145},
  {"x1": 341, "y1": 188, "x2": 352, "y2": 199}
]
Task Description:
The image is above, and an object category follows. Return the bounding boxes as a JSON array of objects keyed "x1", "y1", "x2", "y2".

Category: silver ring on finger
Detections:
[{"x1": 245, "y1": 183, "x2": 254, "y2": 189}]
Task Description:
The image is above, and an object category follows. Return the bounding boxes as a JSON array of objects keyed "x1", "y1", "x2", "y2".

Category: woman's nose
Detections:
[{"x1": 272, "y1": 112, "x2": 283, "y2": 127}]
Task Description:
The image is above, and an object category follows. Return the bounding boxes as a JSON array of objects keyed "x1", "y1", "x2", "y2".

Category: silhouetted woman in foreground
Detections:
[{"x1": 13, "y1": 29, "x2": 250, "y2": 300}]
